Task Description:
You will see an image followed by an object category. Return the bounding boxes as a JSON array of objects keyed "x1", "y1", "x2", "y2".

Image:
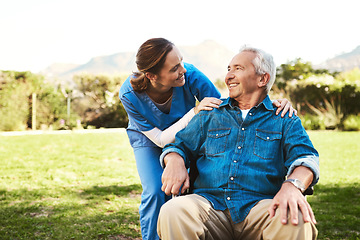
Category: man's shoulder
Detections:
[{"x1": 194, "y1": 103, "x2": 230, "y2": 124}]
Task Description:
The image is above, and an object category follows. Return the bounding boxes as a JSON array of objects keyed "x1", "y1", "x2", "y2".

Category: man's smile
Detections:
[{"x1": 228, "y1": 83, "x2": 239, "y2": 89}]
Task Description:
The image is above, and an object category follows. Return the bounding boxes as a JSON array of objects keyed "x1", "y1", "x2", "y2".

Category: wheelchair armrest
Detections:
[{"x1": 303, "y1": 186, "x2": 314, "y2": 196}]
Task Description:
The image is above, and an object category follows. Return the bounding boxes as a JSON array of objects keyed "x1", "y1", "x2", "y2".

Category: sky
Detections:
[{"x1": 0, "y1": 0, "x2": 359, "y2": 73}]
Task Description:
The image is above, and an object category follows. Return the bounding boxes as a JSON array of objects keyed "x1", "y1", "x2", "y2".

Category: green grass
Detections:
[
  {"x1": 307, "y1": 131, "x2": 360, "y2": 240},
  {"x1": 0, "y1": 130, "x2": 142, "y2": 239},
  {"x1": 0, "y1": 130, "x2": 359, "y2": 239}
]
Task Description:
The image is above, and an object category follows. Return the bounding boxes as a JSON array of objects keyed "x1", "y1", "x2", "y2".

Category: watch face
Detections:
[{"x1": 295, "y1": 180, "x2": 305, "y2": 191}]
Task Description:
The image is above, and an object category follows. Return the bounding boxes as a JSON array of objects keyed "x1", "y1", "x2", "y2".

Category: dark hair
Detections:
[{"x1": 131, "y1": 38, "x2": 174, "y2": 92}]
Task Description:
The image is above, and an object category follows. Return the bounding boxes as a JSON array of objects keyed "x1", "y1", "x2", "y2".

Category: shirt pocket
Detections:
[
  {"x1": 253, "y1": 129, "x2": 282, "y2": 160},
  {"x1": 205, "y1": 128, "x2": 231, "y2": 156}
]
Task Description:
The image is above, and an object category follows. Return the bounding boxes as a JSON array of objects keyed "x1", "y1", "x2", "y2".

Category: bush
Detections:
[
  {"x1": 300, "y1": 114, "x2": 324, "y2": 130},
  {"x1": 343, "y1": 115, "x2": 360, "y2": 131},
  {"x1": 72, "y1": 73, "x2": 128, "y2": 128},
  {"x1": 0, "y1": 71, "x2": 74, "y2": 131},
  {"x1": 305, "y1": 97, "x2": 344, "y2": 130},
  {"x1": 280, "y1": 69, "x2": 360, "y2": 130},
  {"x1": 286, "y1": 73, "x2": 360, "y2": 117},
  {"x1": 0, "y1": 72, "x2": 31, "y2": 131}
]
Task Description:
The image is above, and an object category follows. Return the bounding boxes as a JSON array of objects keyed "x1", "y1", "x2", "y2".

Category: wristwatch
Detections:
[{"x1": 284, "y1": 178, "x2": 305, "y2": 193}]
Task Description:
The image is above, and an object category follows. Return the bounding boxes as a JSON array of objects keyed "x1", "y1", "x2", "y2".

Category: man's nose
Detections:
[{"x1": 225, "y1": 71, "x2": 234, "y2": 81}]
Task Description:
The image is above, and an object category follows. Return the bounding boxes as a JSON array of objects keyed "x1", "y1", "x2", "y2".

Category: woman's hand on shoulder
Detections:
[
  {"x1": 194, "y1": 97, "x2": 223, "y2": 114},
  {"x1": 273, "y1": 98, "x2": 297, "y2": 117}
]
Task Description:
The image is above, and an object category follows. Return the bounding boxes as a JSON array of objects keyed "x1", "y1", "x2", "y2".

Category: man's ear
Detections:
[
  {"x1": 145, "y1": 72, "x2": 157, "y2": 82},
  {"x1": 258, "y1": 73, "x2": 270, "y2": 88}
]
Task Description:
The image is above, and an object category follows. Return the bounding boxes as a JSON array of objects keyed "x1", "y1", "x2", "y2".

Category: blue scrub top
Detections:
[{"x1": 119, "y1": 63, "x2": 221, "y2": 148}]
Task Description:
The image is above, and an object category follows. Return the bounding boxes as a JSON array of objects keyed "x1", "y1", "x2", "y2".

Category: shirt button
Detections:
[
  {"x1": 267, "y1": 137, "x2": 270, "y2": 140},
  {"x1": 233, "y1": 160, "x2": 237, "y2": 163},
  {"x1": 227, "y1": 197, "x2": 231, "y2": 200},
  {"x1": 230, "y1": 177, "x2": 234, "y2": 181},
  {"x1": 249, "y1": 113, "x2": 252, "y2": 116},
  {"x1": 238, "y1": 146, "x2": 241, "y2": 149},
  {"x1": 216, "y1": 134, "x2": 219, "y2": 137},
  {"x1": 242, "y1": 128, "x2": 245, "y2": 130}
]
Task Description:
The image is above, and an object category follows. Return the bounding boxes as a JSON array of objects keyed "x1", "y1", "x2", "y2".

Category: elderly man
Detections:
[{"x1": 157, "y1": 46, "x2": 319, "y2": 240}]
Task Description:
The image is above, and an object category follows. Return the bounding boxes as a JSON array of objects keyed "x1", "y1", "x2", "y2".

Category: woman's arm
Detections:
[
  {"x1": 142, "y1": 108, "x2": 195, "y2": 148},
  {"x1": 143, "y1": 97, "x2": 222, "y2": 148}
]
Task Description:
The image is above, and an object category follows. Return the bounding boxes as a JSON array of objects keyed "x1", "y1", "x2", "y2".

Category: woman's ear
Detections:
[
  {"x1": 258, "y1": 73, "x2": 270, "y2": 88},
  {"x1": 145, "y1": 72, "x2": 157, "y2": 82}
]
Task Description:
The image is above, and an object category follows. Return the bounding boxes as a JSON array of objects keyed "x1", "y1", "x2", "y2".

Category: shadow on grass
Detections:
[
  {"x1": 310, "y1": 183, "x2": 360, "y2": 240},
  {"x1": 0, "y1": 184, "x2": 143, "y2": 239},
  {"x1": 80, "y1": 184, "x2": 142, "y2": 198},
  {"x1": 2, "y1": 182, "x2": 359, "y2": 239}
]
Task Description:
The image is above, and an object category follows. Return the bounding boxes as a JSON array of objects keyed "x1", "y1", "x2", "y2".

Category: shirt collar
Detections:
[
  {"x1": 259, "y1": 95, "x2": 274, "y2": 111},
  {"x1": 220, "y1": 95, "x2": 274, "y2": 111}
]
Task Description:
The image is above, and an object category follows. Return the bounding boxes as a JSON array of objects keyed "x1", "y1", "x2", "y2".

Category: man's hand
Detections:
[
  {"x1": 161, "y1": 152, "x2": 190, "y2": 196},
  {"x1": 268, "y1": 182, "x2": 317, "y2": 225}
]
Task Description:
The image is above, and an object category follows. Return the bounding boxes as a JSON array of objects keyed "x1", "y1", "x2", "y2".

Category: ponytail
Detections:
[{"x1": 130, "y1": 71, "x2": 149, "y2": 92}]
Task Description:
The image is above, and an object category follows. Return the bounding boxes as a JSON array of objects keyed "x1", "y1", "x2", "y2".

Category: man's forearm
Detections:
[
  {"x1": 285, "y1": 166, "x2": 314, "y2": 192},
  {"x1": 287, "y1": 154, "x2": 319, "y2": 187},
  {"x1": 163, "y1": 152, "x2": 184, "y2": 167}
]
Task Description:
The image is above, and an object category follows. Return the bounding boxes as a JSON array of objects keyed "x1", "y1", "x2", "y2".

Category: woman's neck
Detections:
[{"x1": 146, "y1": 84, "x2": 173, "y2": 104}]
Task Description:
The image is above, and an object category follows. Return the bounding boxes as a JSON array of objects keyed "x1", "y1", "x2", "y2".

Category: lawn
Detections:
[
  {"x1": 0, "y1": 130, "x2": 359, "y2": 239},
  {"x1": 0, "y1": 129, "x2": 141, "y2": 239},
  {"x1": 306, "y1": 131, "x2": 360, "y2": 240}
]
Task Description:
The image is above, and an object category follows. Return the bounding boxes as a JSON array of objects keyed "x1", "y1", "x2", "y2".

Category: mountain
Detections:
[
  {"x1": 42, "y1": 42, "x2": 360, "y2": 83},
  {"x1": 316, "y1": 45, "x2": 360, "y2": 72},
  {"x1": 41, "y1": 40, "x2": 235, "y2": 83},
  {"x1": 178, "y1": 40, "x2": 235, "y2": 81}
]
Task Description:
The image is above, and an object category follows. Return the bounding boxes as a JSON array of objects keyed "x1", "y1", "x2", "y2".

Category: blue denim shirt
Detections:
[{"x1": 160, "y1": 96, "x2": 319, "y2": 223}]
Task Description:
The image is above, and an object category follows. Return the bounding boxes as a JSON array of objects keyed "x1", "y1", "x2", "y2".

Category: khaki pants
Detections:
[{"x1": 157, "y1": 194, "x2": 317, "y2": 240}]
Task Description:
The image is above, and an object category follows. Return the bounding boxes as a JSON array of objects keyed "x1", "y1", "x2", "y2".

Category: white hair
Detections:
[{"x1": 239, "y1": 46, "x2": 276, "y2": 93}]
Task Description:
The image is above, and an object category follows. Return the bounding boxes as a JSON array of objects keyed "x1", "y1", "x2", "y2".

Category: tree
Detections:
[
  {"x1": 276, "y1": 58, "x2": 332, "y2": 89},
  {"x1": 72, "y1": 73, "x2": 128, "y2": 128},
  {"x1": 0, "y1": 71, "x2": 71, "y2": 131}
]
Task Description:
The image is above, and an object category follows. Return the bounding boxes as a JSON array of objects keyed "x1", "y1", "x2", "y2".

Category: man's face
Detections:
[{"x1": 225, "y1": 51, "x2": 262, "y2": 101}]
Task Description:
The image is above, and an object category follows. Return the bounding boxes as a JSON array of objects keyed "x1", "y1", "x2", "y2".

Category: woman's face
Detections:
[{"x1": 153, "y1": 46, "x2": 187, "y2": 90}]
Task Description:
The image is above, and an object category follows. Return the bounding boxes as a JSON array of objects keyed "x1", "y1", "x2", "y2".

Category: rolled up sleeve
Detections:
[
  {"x1": 287, "y1": 154, "x2": 320, "y2": 186},
  {"x1": 159, "y1": 147, "x2": 188, "y2": 169}
]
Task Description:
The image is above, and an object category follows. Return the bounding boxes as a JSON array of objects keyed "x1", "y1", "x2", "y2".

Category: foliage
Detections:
[
  {"x1": 299, "y1": 114, "x2": 324, "y2": 130},
  {"x1": 72, "y1": 73, "x2": 128, "y2": 128},
  {"x1": 275, "y1": 58, "x2": 334, "y2": 89},
  {"x1": 35, "y1": 84, "x2": 78, "y2": 130},
  {"x1": 274, "y1": 61, "x2": 360, "y2": 130},
  {"x1": 0, "y1": 71, "x2": 30, "y2": 131},
  {"x1": 343, "y1": 114, "x2": 360, "y2": 131},
  {"x1": 286, "y1": 73, "x2": 360, "y2": 118},
  {"x1": 2, "y1": 59, "x2": 359, "y2": 132},
  {"x1": 305, "y1": 97, "x2": 344, "y2": 130},
  {"x1": 0, "y1": 70, "x2": 129, "y2": 131},
  {"x1": 0, "y1": 71, "x2": 75, "y2": 131},
  {"x1": 337, "y1": 67, "x2": 360, "y2": 82},
  {"x1": 213, "y1": 78, "x2": 227, "y2": 91}
]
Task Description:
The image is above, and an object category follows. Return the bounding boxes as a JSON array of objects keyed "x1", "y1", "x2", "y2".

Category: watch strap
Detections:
[{"x1": 284, "y1": 178, "x2": 305, "y2": 193}]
